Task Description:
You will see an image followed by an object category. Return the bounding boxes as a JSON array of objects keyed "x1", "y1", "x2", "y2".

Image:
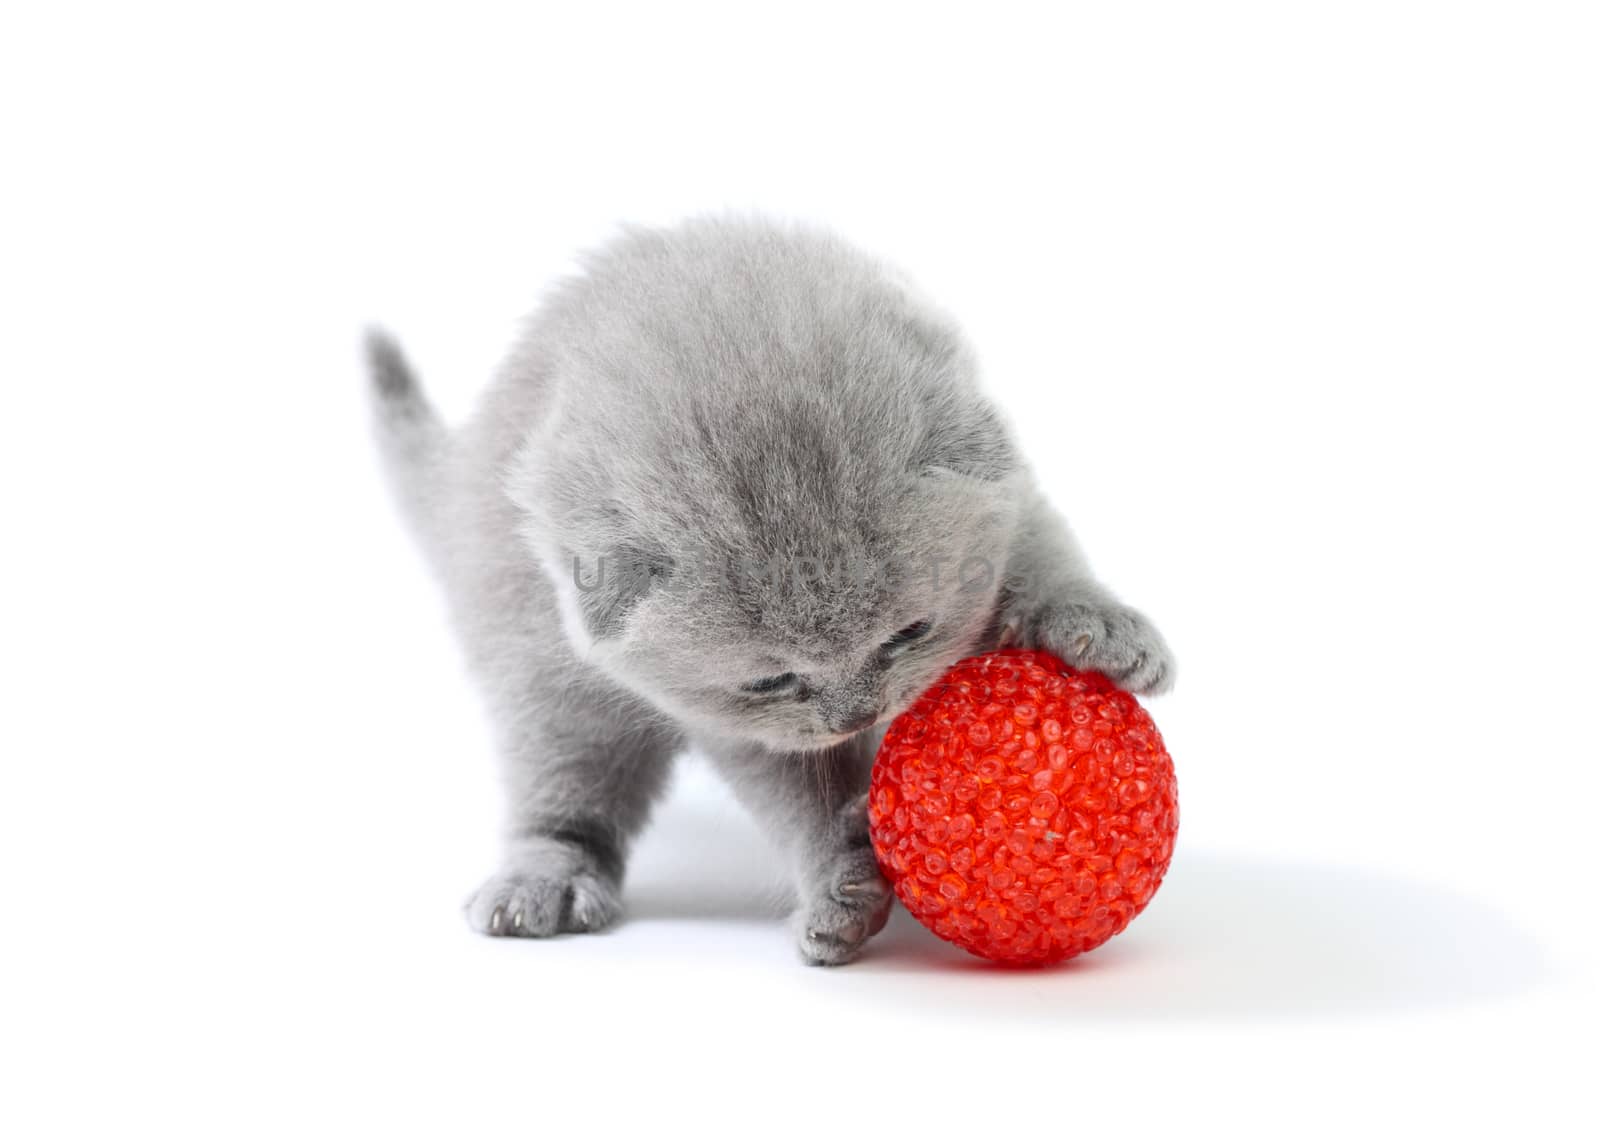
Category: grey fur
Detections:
[{"x1": 369, "y1": 216, "x2": 1173, "y2": 964}]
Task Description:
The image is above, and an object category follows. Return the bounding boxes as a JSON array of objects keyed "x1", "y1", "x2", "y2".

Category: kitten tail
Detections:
[{"x1": 364, "y1": 327, "x2": 447, "y2": 566}]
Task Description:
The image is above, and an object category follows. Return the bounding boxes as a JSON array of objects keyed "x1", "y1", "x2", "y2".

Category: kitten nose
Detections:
[{"x1": 832, "y1": 707, "x2": 880, "y2": 735}]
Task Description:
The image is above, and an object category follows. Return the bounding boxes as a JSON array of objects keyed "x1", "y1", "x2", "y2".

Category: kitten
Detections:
[{"x1": 368, "y1": 216, "x2": 1173, "y2": 964}]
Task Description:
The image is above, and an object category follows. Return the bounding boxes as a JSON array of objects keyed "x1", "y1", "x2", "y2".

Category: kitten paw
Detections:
[
  {"x1": 465, "y1": 848, "x2": 621, "y2": 938},
  {"x1": 1014, "y1": 600, "x2": 1175, "y2": 695},
  {"x1": 795, "y1": 845, "x2": 893, "y2": 966}
]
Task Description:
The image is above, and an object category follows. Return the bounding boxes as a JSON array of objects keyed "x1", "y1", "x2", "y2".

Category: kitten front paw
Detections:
[
  {"x1": 1011, "y1": 600, "x2": 1175, "y2": 695},
  {"x1": 795, "y1": 846, "x2": 893, "y2": 965},
  {"x1": 465, "y1": 846, "x2": 621, "y2": 938},
  {"x1": 794, "y1": 795, "x2": 893, "y2": 965}
]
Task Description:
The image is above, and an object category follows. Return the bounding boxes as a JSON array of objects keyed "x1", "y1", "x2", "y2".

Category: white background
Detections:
[{"x1": 3, "y1": 2, "x2": 1596, "y2": 1134}]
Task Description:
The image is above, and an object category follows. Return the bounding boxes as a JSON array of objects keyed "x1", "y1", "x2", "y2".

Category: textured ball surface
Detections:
[{"x1": 869, "y1": 649, "x2": 1178, "y2": 965}]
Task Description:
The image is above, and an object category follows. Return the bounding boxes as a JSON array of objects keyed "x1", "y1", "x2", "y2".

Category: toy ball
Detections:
[{"x1": 869, "y1": 648, "x2": 1178, "y2": 965}]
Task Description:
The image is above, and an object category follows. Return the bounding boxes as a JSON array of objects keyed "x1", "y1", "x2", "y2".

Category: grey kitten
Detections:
[{"x1": 368, "y1": 217, "x2": 1173, "y2": 965}]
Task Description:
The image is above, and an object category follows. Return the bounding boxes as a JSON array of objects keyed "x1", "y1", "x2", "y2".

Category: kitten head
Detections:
[
  {"x1": 509, "y1": 216, "x2": 1025, "y2": 751},
  {"x1": 519, "y1": 392, "x2": 1023, "y2": 753}
]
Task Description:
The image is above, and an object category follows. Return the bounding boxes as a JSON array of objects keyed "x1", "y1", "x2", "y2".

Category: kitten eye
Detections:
[
  {"x1": 882, "y1": 619, "x2": 933, "y2": 651},
  {"x1": 741, "y1": 672, "x2": 798, "y2": 695}
]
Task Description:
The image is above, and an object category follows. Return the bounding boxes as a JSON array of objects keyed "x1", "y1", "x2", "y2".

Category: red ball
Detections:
[{"x1": 869, "y1": 648, "x2": 1178, "y2": 965}]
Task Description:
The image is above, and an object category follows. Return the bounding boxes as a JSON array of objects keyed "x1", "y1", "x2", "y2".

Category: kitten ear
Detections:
[
  {"x1": 567, "y1": 542, "x2": 674, "y2": 641},
  {"x1": 912, "y1": 402, "x2": 1018, "y2": 481},
  {"x1": 506, "y1": 443, "x2": 674, "y2": 644}
]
